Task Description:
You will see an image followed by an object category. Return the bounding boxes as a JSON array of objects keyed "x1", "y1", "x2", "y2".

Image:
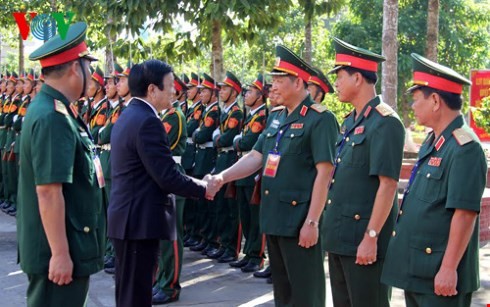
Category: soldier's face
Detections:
[
  {"x1": 219, "y1": 85, "x2": 232, "y2": 102},
  {"x1": 15, "y1": 81, "x2": 24, "y2": 94},
  {"x1": 106, "y1": 79, "x2": 118, "y2": 99},
  {"x1": 271, "y1": 75, "x2": 296, "y2": 106},
  {"x1": 200, "y1": 88, "x2": 212, "y2": 104},
  {"x1": 244, "y1": 87, "x2": 259, "y2": 107},
  {"x1": 334, "y1": 69, "x2": 357, "y2": 103},
  {"x1": 35, "y1": 81, "x2": 42, "y2": 94},
  {"x1": 6, "y1": 81, "x2": 14, "y2": 95},
  {"x1": 411, "y1": 89, "x2": 436, "y2": 127},
  {"x1": 87, "y1": 79, "x2": 98, "y2": 98},
  {"x1": 117, "y1": 77, "x2": 129, "y2": 97},
  {"x1": 0, "y1": 82, "x2": 5, "y2": 92},
  {"x1": 268, "y1": 91, "x2": 279, "y2": 107},
  {"x1": 187, "y1": 86, "x2": 199, "y2": 100},
  {"x1": 23, "y1": 80, "x2": 33, "y2": 95},
  {"x1": 307, "y1": 83, "x2": 321, "y2": 102}
]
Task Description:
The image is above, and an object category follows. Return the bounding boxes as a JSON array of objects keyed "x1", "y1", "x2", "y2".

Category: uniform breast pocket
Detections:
[
  {"x1": 279, "y1": 190, "x2": 311, "y2": 228},
  {"x1": 263, "y1": 128, "x2": 278, "y2": 149},
  {"x1": 282, "y1": 129, "x2": 305, "y2": 155},
  {"x1": 415, "y1": 168, "x2": 444, "y2": 203},
  {"x1": 408, "y1": 235, "x2": 445, "y2": 279},
  {"x1": 344, "y1": 134, "x2": 367, "y2": 168}
]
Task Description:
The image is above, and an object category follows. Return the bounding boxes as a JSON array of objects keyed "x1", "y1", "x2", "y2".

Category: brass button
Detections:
[
  {"x1": 267, "y1": 133, "x2": 271, "y2": 137},
  {"x1": 327, "y1": 199, "x2": 332, "y2": 205},
  {"x1": 331, "y1": 179, "x2": 335, "y2": 184},
  {"x1": 291, "y1": 200, "x2": 297, "y2": 206},
  {"x1": 264, "y1": 190, "x2": 269, "y2": 195},
  {"x1": 392, "y1": 230, "x2": 396, "y2": 237},
  {"x1": 426, "y1": 173, "x2": 431, "y2": 178},
  {"x1": 83, "y1": 226, "x2": 90, "y2": 233},
  {"x1": 345, "y1": 137, "x2": 350, "y2": 142},
  {"x1": 425, "y1": 247, "x2": 432, "y2": 254},
  {"x1": 279, "y1": 129, "x2": 283, "y2": 133},
  {"x1": 351, "y1": 142, "x2": 355, "y2": 146},
  {"x1": 399, "y1": 210, "x2": 403, "y2": 216},
  {"x1": 354, "y1": 214, "x2": 361, "y2": 220},
  {"x1": 290, "y1": 133, "x2": 295, "y2": 138},
  {"x1": 337, "y1": 158, "x2": 341, "y2": 163}
]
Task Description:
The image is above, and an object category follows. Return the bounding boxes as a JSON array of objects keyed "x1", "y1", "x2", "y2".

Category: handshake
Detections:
[{"x1": 203, "y1": 174, "x2": 225, "y2": 200}]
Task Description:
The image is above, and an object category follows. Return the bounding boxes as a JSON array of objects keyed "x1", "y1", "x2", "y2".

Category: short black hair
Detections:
[
  {"x1": 42, "y1": 61, "x2": 73, "y2": 78},
  {"x1": 129, "y1": 59, "x2": 173, "y2": 97},
  {"x1": 341, "y1": 66, "x2": 377, "y2": 84},
  {"x1": 287, "y1": 75, "x2": 308, "y2": 89},
  {"x1": 418, "y1": 86, "x2": 462, "y2": 111}
]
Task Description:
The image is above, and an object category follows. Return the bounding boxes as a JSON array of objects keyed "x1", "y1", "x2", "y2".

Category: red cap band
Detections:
[
  {"x1": 252, "y1": 79, "x2": 263, "y2": 91},
  {"x1": 224, "y1": 77, "x2": 241, "y2": 93},
  {"x1": 335, "y1": 54, "x2": 378, "y2": 72},
  {"x1": 274, "y1": 60, "x2": 311, "y2": 82},
  {"x1": 174, "y1": 80, "x2": 183, "y2": 92},
  {"x1": 201, "y1": 79, "x2": 216, "y2": 90},
  {"x1": 308, "y1": 76, "x2": 330, "y2": 93},
  {"x1": 40, "y1": 41, "x2": 88, "y2": 68},
  {"x1": 92, "y1": 72, "x2": 104, "y2": 86},
  {"x1": 413, "y1": 71, "x2": 463, "y2": 94}
]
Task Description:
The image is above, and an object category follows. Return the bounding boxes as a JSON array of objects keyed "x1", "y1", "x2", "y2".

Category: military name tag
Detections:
[
  {"x1": 264, "y1": 153, "x2": 281, "y2": 178},
  {"x1": 93, "y1": 155, "x2": 106, "y2": 188},
  {"x1": 270, "y1": 119, "x2": 280, "y2": 129},
  {"x1": 291, "y1": 123, "x2": 303, "y2": 129},
  {"x1": 428, "y1": 157, "x2": 442, "y2": 167}
]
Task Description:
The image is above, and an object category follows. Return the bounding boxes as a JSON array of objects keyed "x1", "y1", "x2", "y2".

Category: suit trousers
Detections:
[{"x1": 113, "y1": 238, "x2": 159, "y2": 307}]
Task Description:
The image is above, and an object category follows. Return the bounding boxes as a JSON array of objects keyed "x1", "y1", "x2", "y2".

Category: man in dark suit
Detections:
[{"x1": 108, "y1": 59, "x2": 218, "y2": 307}]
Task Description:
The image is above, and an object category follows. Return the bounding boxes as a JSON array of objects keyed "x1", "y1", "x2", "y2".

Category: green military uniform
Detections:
[
  {"x1": 252, "y1": 45, "x2": 339, "y2": 307},
  {"x1": 181, "y1": 72, "x2": 204, "y2": 246},
  {"x1": 154, "y1": 82, "x2": 188, "y2": 300},
  {"x1": 232, "y1": 74, "x2": 268, "y2": 269},
  {"x1": 381, "y1": 54, "x2": 488, "y2": 307},
  {"x1": 0, "y1": 73, "x2": 11, "y2": 209},
  {"x1": 211, "y1": 71, "x2": 244, "y2": 261},
  {"x1": 322, "y1": 37, "x2": 405, "y2": 307},
  {"x1": 17, "y1": 22, "x2": 104, "y2": 307},
  {"x1": 89, "y1": 97, "x2": 108, "y2": 146},
  {"x1": 190, "y1": 73, "x2": 220, "y2": 252}
]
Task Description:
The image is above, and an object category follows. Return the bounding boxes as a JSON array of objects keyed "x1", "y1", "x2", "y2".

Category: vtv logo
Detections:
[{"x1": 12, "y1": 12, "x2": 75, "y2": 41}]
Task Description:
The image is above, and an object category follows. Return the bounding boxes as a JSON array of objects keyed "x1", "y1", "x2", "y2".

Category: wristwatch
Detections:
[
  {"x1": 366, "y1": 229, "x2": 378, "y2": 238},
  {"x1": 306, "y1": 219, "x2": 319, "y2": 228}
]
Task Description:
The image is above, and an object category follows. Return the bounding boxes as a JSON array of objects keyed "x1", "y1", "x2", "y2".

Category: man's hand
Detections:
[
  {"x1": 434, "y1": 266, "x2": 458, "y2": 296},
  {"x1": 203, "y1": 174, "x2": 224, "y2": 200},
  {"x1": 355, "y1": 235, "x2": 377, "y2": 265},
  {"x1": 48, "y1": 252, "x2": 73, "y2": 286},
  {"x1": 298, "y1": 223, "x2": 319, "y2": 248}
]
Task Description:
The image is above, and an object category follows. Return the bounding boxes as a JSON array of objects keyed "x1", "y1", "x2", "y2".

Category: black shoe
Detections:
[
  {"x1": 152, "y1": 290, "x2": 178, "y2": 305},
  {"x1": 7, "y1": 207, "x2": 16, "y2": 217},
  {"x1": 266, "y1": 276, "x2": 272, "y2": 284},
  {"x1": 207, "y1": 247, "x2": 225, "y2": 259},
  {"x1": 1, "y1": 202, "x2": 12, "y2": 213},
  {"x1": 229, "y1": 257, "x2": 249, "y2": 268},
  {"x1": 0, "y1": 201, "x2": 9, "y2": 210},
  {"x1": 183, "y1": 233, "x2": 190, "y2": 242},
  {"x1": 190, "y1": 241, "x2": 207, "y2": 252},
  {"x1": 104, "y1": 267, "x2": 115, "y2": 274},
  {"x1": 217, "y1": 253, "x2": 237, "y2": 263},
  {"x1": 104, "y1": 257, "x2": 115, "y2": 269},
  {"x1": 201, "y1": 244, "x2": 215, "y2": 256},
  {"x1": 241, "y1": 262, "x2": 262, "y2": 273},
  {"x1": 184, "y1": 238, "x2": 200, "y2": 247},
  {"x1": 253, "y1": 266, "x2": 271, "y2": 278},
  {"x1": 152, "y1": 286, "x2": 159, "y2": 296}
]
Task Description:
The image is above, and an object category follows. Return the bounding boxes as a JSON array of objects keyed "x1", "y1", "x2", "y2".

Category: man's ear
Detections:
[{"x1": 432, "y1": 92, "x2": 442, "y2": 112}]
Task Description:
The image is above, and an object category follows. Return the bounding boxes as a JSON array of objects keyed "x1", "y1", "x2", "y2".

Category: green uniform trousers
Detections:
[
  {"x1": 27, "y1": 274, "x2": 90, "y2": 307},
  {"x1": 237, "y1": 186, "x2": 265, "y2": 265},
  {"x1": 215, "y1": 186, "x2": 241, "y2": 257},
  {"x1": 6, "y1": 151, "x2": 18, "y2": 207},
  {"x1": 1, "y1": 154, "x2": 9, "y2": 202},
  {"x1": 103, "y1": 179, "x2": 114, "y2": 258},
  {"x1": 154, "y1": 195, "x2": 185, "y2": 299},
  {"x1": 201, "y1": 188, "x2": 221, "y2": 248},
  {"x1": 268, "y1": 235, "x2": 325, "y2": 307},
  {"x1": 405, "y1": 290, "x2": 472, "y2": 307},
  {"x1": 328, "y1": 253, "x2": 391, "y2": 307}
]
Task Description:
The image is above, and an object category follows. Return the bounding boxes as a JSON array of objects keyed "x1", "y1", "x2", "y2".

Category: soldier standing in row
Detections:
[
  {"x1": 381, "y1": 54, "x2": 487, "y2": 307},
  {"x1": 307, "y1": 67, "x2": 334, "y2": 105},
  {"x1": 116, "y1": 62, "x2": 132, "y2": 108},
  {"x1": 229, "y1": 73, "x2": 268, "y2": 273},
  {"x1": 322, "y1": 37, "x2": 405, "y2": 307},
  {"x1": 0, "y1": 73, "x2": 7, "y2": 211},
  {"x1": 89, "y1": 67, "x2": 108, "y2": 147}
]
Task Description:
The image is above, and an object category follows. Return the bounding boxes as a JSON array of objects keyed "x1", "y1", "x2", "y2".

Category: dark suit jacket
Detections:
[{"x1": 108, "y1": 98, "x2": 206, "y2": 240}]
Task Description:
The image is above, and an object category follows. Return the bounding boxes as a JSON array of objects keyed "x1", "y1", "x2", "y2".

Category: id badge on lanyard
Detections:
[
  {"x1": 263, "y1": 125, "x2": 290, "y2": 178},
  {"x1": 91, "y1": 148, "x2": 105, "y2": 188}
]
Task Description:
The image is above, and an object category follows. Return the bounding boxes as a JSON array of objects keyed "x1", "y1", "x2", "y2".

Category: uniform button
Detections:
[
  {"x1": 264, "y1": 190, "x2": 269, "y2": 195},
  {"x1": 290, "y1": 133, "x2": 295, "y2": 138},
  {"x1": 279, "y1": 130, "x2": 283, "y2": 134},
  {"x1": 425, "y1": 247, "x2": 432, "y2": 254},
  {"x1": 345, "y1": 137, "x2": 350, "y2": 142},
  {"x1": 426, "y1": 173, "x2": 431, "y2": 178},
  {"x1": 337, "y1": 158, "x2": 341, "y2": 163},
  {"x1": 291, "y1": 201, "x2": 297, "y2": 206},
  {"x1": 267, "y1": 133, "x2": 271, "y2": 137},
  {"x1": 354, "y1": 214, "x2": 361, "y2": 220},
  {"x1": 83, "y1": 226, "x2": 90, "y2": 233},
  {"x1": 392, "y1": 230, "x2": 396, "y2": 237},
  {"x1": 327, "y1": 199, "x2": 332, "y2": 205},
  {"x1": 399, "y1": 210, "x2": 403, "y2": 216},
  {"x1": 331, "y1": 179, "x2": 335, "y2": 184},
  {"x1": 351, "y1": 142, "x2": 355, "y2": 146}
]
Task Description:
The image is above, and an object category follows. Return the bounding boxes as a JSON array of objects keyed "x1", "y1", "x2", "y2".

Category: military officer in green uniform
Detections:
[
  {"x1": 210, "y1": 45, "x2": 339, "y2": 307},
  {"x1": 88, "y1": 67, "x2": 108, "y2": 146},
  {"x1": 17, "y1": 22, "x2": 104, "y2": 307},
  {"x1": 322, "y1": 37, "x2": 405, "y2": 307},
  {"x1": 152, "y1": 74, "x2": 189, "y2": 305},
  {"x1": 189, "y1": 73, "x2": 220, "y2": 253},
  {"x1": 307, "y1": 67, "x2": 334, "y2": 104},
  {"x1": 116, "y1": 62, "x2": 132, "y2": 108},
  {"x1": 3, "y1": 71, "x2": 23, "y2": 216},
  {"x1": 381, "y1": 54, "x2": 487, "y2": 307},
  {"x1": 0, "y1": 72, "x2": 13, "y2": 213},
  {"x1": 207, "y1": 71, "x2": 244, "y2": 262},
  {"x1": 179, "y1": 73, "x2": 190, "y2": 115},
  {"x1": 0, "y1": 73, "x2": 7, "y2": 209},
  {"x1": 182, "y1": 72, "x2": 204, "y2": 248},
  {"x1": 229, "y1": 73, "x2": 268, "y2": 273}
]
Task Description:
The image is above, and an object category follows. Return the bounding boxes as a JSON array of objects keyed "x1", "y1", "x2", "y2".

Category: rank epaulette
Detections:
[
  {"x1": 54, "y1": 99, "x2": 68, "y2": 115},
  {"x1": 310, "y1": 103, "x2": 327, "y2": 113},
  {"x1": 270, "y1": 106, "x2": 285, "y2": 112},
  {"x1": 375, "y1": 103, "x2": 395, "y2": 117},
  {"x1": 452, "y1": 128, "x2": 475, "y2": 146}
]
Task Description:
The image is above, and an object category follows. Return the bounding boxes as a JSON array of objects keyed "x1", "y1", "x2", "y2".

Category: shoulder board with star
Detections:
[
  {"x1": 310, "y1": 103, "x2": 327, "y2": 113},
  {"x1": 271, "y1": 106, "x2": 285, "y2": 112},
  {"x1": 375, "y1": 103, "x2": 395, "y2": 117},
  {"x1": 452, "y1": 128, "x2": 476, "y2": 146},
  {"x1": 54, "y1": 99, "x2": 68, "y2": 115}
]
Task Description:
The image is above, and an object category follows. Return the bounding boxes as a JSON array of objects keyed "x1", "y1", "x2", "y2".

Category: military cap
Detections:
[
  {"x1": 218, "y1": 71, "x2": 242, "y2": 94},
  {"x1": 198, "y1": 73, "x2": 219, "y2": 90},
  {"x1": 187, "y1": 72, "x2": 200, "y2": 87},
  {"x1": 25, "y1": 69, "x2": 36, "y2": 82},
  {"x1": 117, "y1": 62, "x2": 132, "y2": 77},
  {"x1": 329, "y1": 37, "x2": 385, "y2": 74},
  {"x1": 29, "y1": 22, "x2": 97, "y2": 68},
  {"x1": 408, "y1": 53, "x2": 471, "y2": 95},
  {"x1": 8, "y1": 72, "x2": 18, "y2": 83},
  {"x1": 308, "y1": 67, "x2": 334, "y2": 93},
  {"x1": 3, "y1": 72, "x2": 10, "y2": 82},
  {"x1": 270, "y1": 45, "x2": 316, "y2": 83},
  {"x1": 39, "y1": 74, "x2": 45, "y2": 82},
  {"x1": 181, "y1": 73, "x2": 190, "y2": 85},
  {"x1": 106, "y1": 63, "x2": 123, "y2": 79},
  {"x1": 248, "y1": 73, "x2": 266, "y2": 91},
  {"x1": 174, "y1": 73, "x2": 189, "y2": 93},
  {"x1": 92, "y1": 66, "x2": 105, "y2": 87},
  {"x1": 18, "y1": 71, "x2": 26, "y2": 82}
]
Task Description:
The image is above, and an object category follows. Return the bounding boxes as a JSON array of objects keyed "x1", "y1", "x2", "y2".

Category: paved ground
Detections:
[{"x1": 1, "y1": 212, "x2": 489, "y2": 306}]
